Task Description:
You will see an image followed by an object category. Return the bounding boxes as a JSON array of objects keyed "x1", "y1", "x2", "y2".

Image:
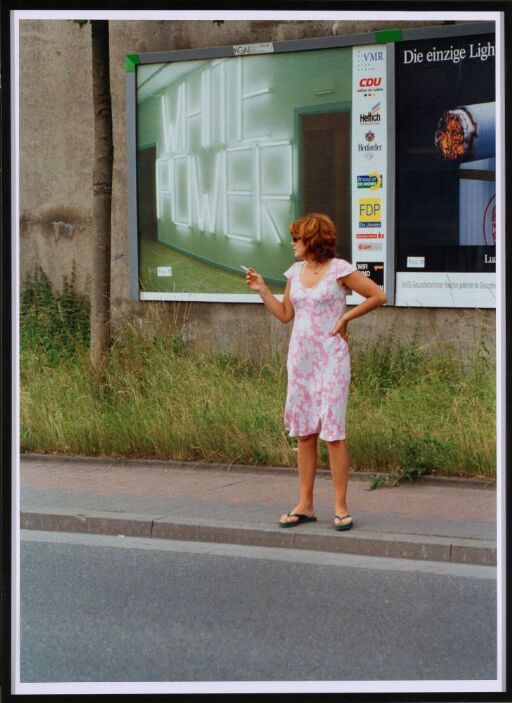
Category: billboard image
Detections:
[
  {"x1": 136, "y1": 47, "x2": 353, "y2": 299},
  {"x1": 395, "y1": 33, "x2": 496, "y2": 307},
  {"x1": 129, "y1": 24, "x2": 497, "y2": 307}
]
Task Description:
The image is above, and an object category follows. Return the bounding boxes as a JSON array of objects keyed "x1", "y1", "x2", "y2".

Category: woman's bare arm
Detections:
[
  {"x1": 246, "y1": 268, "x2": 295, "y2": 323},
  {"x1": 330, "y1": 270, "x2": 387, "y2": 338}
]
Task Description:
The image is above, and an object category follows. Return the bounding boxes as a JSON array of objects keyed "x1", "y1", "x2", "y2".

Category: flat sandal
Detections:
[{"x1": 334, "y1": 514, "x2": 353, "y2": 531}]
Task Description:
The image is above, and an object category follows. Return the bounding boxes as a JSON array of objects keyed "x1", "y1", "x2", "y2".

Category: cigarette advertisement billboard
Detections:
[
  {"x1": 135, "y1": 46, "x2": 354, "y2": 300},
  {"x1": 394, "y1": 32, "x2": 496, "y2": 308}
]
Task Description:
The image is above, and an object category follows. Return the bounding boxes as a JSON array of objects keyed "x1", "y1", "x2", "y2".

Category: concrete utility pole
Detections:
[{"x1": 90, "y1": 20, "x2": 113, "y2": 369}]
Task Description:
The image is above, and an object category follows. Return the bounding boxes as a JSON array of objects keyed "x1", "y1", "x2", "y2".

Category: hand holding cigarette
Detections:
[{"x1": 243, "y1": 266, "x2": 267, "y2": 293}]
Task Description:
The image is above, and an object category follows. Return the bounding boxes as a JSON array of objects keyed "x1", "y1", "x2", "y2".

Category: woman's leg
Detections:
[
  {"x1": 326, "y1": 439, "x2": 352, "y2": 526},
  {"x1": 280, "y1": 433, "x2": 319, "y2": 524}
]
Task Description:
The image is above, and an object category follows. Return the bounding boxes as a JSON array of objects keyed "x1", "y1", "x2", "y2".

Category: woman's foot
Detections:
[
  {"x1": 279, "y1": 505, "x2": 316, "y2": 527},
  {"x1": 334, "y1": 514, "x2": 353, "y2": 531}
]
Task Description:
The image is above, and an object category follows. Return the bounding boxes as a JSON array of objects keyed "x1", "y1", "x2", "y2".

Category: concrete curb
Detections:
[
  {"x1": 20, "y1": 510, "x2": 497, "y2": 567},
  {"x1": 20, "y1": 453, "x2": 496, "y2": 489}
]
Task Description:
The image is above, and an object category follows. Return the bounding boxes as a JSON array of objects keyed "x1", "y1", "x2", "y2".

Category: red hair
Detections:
[{"x1": 289, "y1": 213, "x2": 337, "y2": 262}]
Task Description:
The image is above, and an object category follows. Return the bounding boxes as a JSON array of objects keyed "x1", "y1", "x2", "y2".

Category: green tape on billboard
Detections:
[
  {"x1": 375, "y1": 29, "x2": 403, "y2": 44},
  {"x1": 125, "y1": 53, "x2": 140, "y2": 72}
]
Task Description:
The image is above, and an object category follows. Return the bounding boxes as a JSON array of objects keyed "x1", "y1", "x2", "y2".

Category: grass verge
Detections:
[{"x1": 20, "y1": 270, "x2": 496, "y2": 479}]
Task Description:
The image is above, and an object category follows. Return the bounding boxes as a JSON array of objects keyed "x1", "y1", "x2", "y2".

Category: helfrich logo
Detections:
[
  {"x1": 360, "y1": 102, "x2": 381, "y2": 123},
  {"x1": 365, "y1": 131, "x2": 375, "y2": 143},
  {"x1": 357, "y1": 173, "x2": 383, "y2": 189},
  {"x1": 358, "y1": 198, "x2": 382, "y2": 228}
]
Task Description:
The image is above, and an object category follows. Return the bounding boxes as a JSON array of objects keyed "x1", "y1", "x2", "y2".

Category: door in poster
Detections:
[
  {"x1": 349, "y1": 44, "x2": 388, "y2": 305},
  {"x1": 395, "y1": 32, "x2": 496, "y2": 308}
]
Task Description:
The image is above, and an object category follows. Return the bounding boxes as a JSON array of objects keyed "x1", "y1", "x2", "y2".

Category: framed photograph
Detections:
[{"x1": 3, "y1": 5, "x2": 508, "y2": 700}]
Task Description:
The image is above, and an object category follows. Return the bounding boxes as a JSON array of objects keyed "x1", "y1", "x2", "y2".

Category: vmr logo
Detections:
[
  {"x1": 358, "y1": 198, "x2": 382, "y2": 228},
  {"x1": 361, "y1": 50, "x2": 385, "y2": 62},
  {"x1": 357, "y1": 173, "x2": 383, "y2": 189},
  {"x1": 359, "y1": 77, "x2": 383, "y2": 87}
]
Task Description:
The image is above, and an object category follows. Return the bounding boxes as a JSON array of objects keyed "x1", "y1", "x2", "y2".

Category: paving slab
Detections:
[{"x1": 19, "y1": 455, "x2": 497, "y2": 566}]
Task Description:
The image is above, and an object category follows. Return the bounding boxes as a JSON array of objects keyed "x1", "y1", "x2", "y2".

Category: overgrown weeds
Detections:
[
  {"x1": 19, "y1": 272, "x2": 496, "y2": 479},
  {"x1": 20, "y1": 267, "x2": 89, "y2": 365}
]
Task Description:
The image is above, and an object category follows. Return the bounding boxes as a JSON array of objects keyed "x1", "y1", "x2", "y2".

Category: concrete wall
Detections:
[
  {"x1": 20, "y1": 20, "x2": 94, "y2": 293},
  {"x1": 19, "y1": 18, "x2": 495, "y2": 361}
]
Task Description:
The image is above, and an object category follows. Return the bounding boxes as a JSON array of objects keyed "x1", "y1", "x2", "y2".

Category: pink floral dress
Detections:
[{"x1": 283, "y1": 257, "x2": 357, "y2": 441}]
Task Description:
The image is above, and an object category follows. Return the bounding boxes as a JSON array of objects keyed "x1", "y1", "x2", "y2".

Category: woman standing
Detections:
[{"x1": 245, "y1": 213, "x2": 386, "y2": 531}]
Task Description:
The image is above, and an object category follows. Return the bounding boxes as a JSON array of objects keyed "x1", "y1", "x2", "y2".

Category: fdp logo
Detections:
[{"x1": 358, "y1": 198, "x2": 382, "y2": 228}]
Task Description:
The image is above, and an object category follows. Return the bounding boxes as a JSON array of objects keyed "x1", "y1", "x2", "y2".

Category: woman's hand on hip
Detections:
[{"x1": 329, "y1": 316, "x2": 349, "y2": 341}]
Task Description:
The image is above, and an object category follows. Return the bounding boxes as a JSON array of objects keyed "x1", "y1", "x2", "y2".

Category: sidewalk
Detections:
[{"x1": 20, "y1": 454, "x2": 497, "y2": 566}]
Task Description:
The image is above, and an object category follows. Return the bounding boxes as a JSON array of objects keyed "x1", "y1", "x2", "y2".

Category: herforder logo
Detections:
[
  {"x1": 357, "y1": 173, "x2": 383, "y2": 189},
  {"x1": 360, "y1": 102, "x2": 382, "y2": 124},
  {"x1": 358, "y1": 143, "x2": 382, "y2": 152}
]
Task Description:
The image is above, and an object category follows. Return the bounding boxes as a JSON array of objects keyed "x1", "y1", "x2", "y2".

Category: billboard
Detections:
[
  {"x1": 128, "y1": 22, "x2": 496, "y2": 307},
  {"x1": 394, "y1": 33, "x2": 496, "y2": 307},
  {"x1": 135, "y1": 46, "x2": 354, "y2": 300}
]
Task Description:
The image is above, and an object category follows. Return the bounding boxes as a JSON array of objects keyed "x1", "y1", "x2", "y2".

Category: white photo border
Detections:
[{"x1": 11, "y1": 7, "x2": 506, "y2": 697}]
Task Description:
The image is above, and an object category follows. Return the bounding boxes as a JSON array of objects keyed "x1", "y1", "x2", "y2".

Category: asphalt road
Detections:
[{"x1": 20, "y1": 530, "x2": 497, "y2": 684}]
